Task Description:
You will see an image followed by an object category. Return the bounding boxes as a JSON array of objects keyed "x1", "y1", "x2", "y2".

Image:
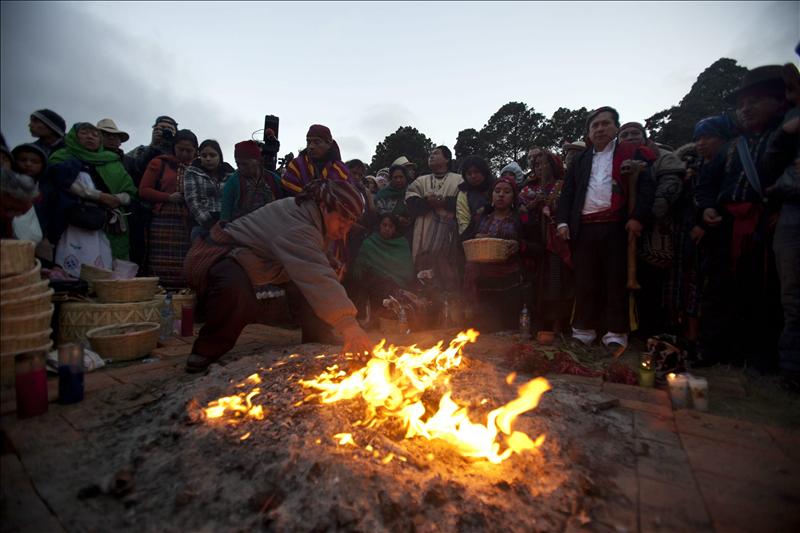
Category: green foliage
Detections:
[
  {"x1": 482, "y1": 102, "x2": 546, "y2": 171},
  {"x1": 646, "y1": 58, "x2": 747, "y2": 148},
  {"x1": 370, "y1": 126, "x2": 435, "y2": 175},
  {"x1": 538, "y1": 107, "x2": 589, "y2": 153},
  {"x1": 454, "y1": 128, "x2": 487, "y2": 161}
]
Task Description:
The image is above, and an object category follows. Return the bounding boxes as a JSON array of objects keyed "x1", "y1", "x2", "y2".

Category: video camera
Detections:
[{"x1": 261, "y1": 115, "x2": 281, "y2": 172}]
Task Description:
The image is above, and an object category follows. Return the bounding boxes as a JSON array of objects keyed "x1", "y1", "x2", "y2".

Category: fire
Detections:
[
  {"x1": 300, "y1": 330, "x2": 551, "y2": 464},
  {"x1": 204, "y1": 385, "x2": 266, "y2": 421}
]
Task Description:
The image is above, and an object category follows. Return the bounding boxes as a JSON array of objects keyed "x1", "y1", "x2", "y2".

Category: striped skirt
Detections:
[{"x1": 148, "y1": 203, "x2": 191, "y2": 289}]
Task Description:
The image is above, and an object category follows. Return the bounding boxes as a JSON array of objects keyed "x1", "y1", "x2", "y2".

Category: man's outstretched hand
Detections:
[{"x1": 342, "y1": 325, "x2": 373, "y2": 365}]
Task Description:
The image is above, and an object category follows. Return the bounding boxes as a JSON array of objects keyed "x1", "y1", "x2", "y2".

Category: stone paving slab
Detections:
[{"x1": 0, "y1": 453, "x2": 65, "y2": 533}]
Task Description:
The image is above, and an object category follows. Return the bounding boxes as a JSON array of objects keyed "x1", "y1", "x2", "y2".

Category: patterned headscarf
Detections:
[{"x1": 296, "y1": 178, "x2": 365, "y2": 221}]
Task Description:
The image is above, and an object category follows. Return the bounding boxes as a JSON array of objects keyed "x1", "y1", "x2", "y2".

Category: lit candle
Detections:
[
  {"x1": 688, "y1": 376, "x2": 709, "y2": 411},
  {"x1": 638, "y1": 354, "x2": 655, "y2": 388},
  {"x1": 667, "y1": 373, "x2": 689, "y2": 409}
]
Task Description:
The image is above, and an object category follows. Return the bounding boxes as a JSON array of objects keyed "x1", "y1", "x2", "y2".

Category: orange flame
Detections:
[
  {"x1": 204, "y1": 386, "x2": 266, "y2": 420},
  {"x1": 300, "y1": 330, "x2": 551, "y2": 464}
]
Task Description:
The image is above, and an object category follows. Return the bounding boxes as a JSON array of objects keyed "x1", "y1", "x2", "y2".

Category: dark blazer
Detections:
[{"x1": 556, "y1": 143, "x2": 655, "y2": 239}]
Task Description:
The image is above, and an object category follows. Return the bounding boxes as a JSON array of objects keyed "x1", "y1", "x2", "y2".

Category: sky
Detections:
[{"x1": 1, "y1": 1, "x2": 798, "y2": 165}]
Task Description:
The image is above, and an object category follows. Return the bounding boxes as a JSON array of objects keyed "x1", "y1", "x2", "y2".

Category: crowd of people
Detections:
[{"x1": 0, "y1": 62, "x2": 797, "y2": 388}]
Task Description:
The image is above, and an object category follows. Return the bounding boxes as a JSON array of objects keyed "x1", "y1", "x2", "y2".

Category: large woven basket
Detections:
[
  {"x1": 0, "y1": 288, "x2": 54, "y2": 316},
  {"x1": 0, "y1": 328, "x2": 53, "y2": 356},
  {"x1": 0, "y1": 259, "x2": 41, "y2": 292},
  {"x1": 0, "y1": 240, "x2": 35, "y2": 278},
  {"x1": 463, "y1": 238, "x2": 512, "y2": 263},
  {"x1": 1, "y1": 306, "x2": 54, "y2": 336},
  {"x1": 58, "y1": 299, "x2": 162, "y2": 343},
  {"x1": 86, "y1": 322, "x2": 160, "y2": 361},
  {"x1": 93, "y1": 277, "x2": 159, "y2": 303},
  {"x1": 1, "y1": 279, "x2": 50, "y2": 302}
]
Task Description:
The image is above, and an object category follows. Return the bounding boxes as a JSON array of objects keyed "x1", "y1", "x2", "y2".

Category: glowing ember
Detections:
[{"x1": 300, "y1": 330, "x2": 551, "y2": 464}]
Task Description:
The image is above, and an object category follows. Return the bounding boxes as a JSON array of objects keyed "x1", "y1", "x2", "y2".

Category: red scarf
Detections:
[{"x1": 581, "y1": 143, "x2": 656, "y2": 224}]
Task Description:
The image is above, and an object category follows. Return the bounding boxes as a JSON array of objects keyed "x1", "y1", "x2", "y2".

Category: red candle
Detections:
[
  {"x1": 15, "y1": 353, "x2": 49, "y2": 419},
  {"x1": 181, "y1": 305, "x2": 194, "y2": 337}
]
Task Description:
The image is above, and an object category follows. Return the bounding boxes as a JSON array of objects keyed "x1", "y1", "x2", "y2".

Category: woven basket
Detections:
[
  {"x1": 58, "y1": 299, "x2": 162, "y2": 343},
  {"x1": 0, "y1": 240, "x2": 35, "y2": 278},
  {"x1": 0, "y1": 328, "x2": 53, "y2": 355},
  {"x1": 1, "y1": 279, "x2": 50, "y2": 303},
  {"x1": 86, "y1": 322, "x2": 160, "y2": 361},
  {"x1": 0, "y1": 288, "x2": 54, "y2": 316},
  {"x1": 1, "y1": 306, "x2": 54, "y2": 336},
  {"x1": 79, "y1": 264, "x2": 114, "y2": 293},
  {"x1": 0, "y1": 259, "x2": 41, "y2": 292},
  {"x1": 463, "y1": 238, "x2": 512, "y2": 263},
  {"x1": 93, "y1": 277, "x2": 159, "y2": 303}
]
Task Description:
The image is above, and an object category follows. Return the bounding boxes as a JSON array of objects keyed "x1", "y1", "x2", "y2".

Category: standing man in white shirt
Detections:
[{"x1": 556, "y1": 107, "x2": 656, "y2": 351}]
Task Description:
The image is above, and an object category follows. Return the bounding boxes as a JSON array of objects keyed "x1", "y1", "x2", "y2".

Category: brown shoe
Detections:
[{"x1": 185, "y1": 353, "x2": 218, "y2": 374}]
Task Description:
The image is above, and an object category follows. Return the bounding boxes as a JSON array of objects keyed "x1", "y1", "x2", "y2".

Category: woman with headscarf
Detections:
[
  {"x1": 281, "y1": 124, "x2": 357, "y2": 196},
  {"x1": 456, "y1": 156, "x2": 494, "y2": 241},
  {"x1": 350, "y1": 213, "x2": 415, "y2": 320},
  {"x1": 48, "y1": 123, "x2": 137, "y2": 276},
  {"x1": 518, "y1": 150, "x2": 573, "y2": 336},
  {"x1": 663, "y1": 115, "x2": 736, "y2": 342},
  {"x1": 139, "y1": 129, "x2": 197, "y2": 288},
  {"x1": 463, "y1": 176, "x2": 528, "y2": 332},
  {"x1": 183, "y1": 178, "x2": 372, "y2": 372},
  {"x1": 184, "y1": 139, "x2": 235, "y2": 241},
  {"x1": 220, "y1": 140, "x2": 276, "y2": 223},
  {"x1": 374, "y1": 164, "x2": 412, "y2": 230}
]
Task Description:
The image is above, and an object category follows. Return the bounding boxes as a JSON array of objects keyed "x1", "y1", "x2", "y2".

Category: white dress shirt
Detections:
[{"x1": 582, "y1": 139, "x2": 616, "y2": 215}]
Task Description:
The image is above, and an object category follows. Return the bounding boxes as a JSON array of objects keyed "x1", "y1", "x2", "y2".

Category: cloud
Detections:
[{"x1": 0, "y1": 2, "x2": 248, "y2": 161}]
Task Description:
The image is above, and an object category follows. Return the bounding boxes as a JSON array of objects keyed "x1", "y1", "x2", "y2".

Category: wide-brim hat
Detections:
[
  {"x1": 563, "y1": 140, "x2": 587, "y2": 151},
  {"x1": 725, "y1": 65, "x2": 786, "y2": 103},
  {"x1": 392, "y1": 155, "x2": 417, "y2": 169},
  {"x1": 96, "y1": 118, "x2": 130, "y2": 142}
]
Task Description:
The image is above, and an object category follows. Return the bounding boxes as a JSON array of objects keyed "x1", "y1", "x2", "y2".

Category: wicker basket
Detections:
[
  {"x1": 0, "y1": 288, "x2": 54, "y2": 316},
  {"x1": 93, "y1": 277, "x2": 159, "y2": 303},
  {"x1": 86, "y1": 322, "x2": 160, "y2": 361},
  {"x1": 0, "y1": 259, "x2": 41, "y2": 292},
  {"x1": 1, "y1": 279, "x2": 50, "y2": 302},
  {"x1": 58, "y1": 299, "x2": 163, "y2": 343},
  {"x1": 1, "y1": 306, "x2": 54, "y2": 336},
  {"x1": 0, "y1": 328, "x2": 53, "y2": 355},
  {"x1": 79, "y1": 264, "x2": 114, "y2": 293},
  {"x1": 463, "y1": 238, "x2": 512, "y2": 263},
  {"x1": 0, "y1": 240, "x2": 35, "y2": 278}
]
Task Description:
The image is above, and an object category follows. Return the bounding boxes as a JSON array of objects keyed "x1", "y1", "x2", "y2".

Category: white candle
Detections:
[
  {"x1": 667, "y1": 373, "x2": 689, "y2": 409},
  {"x1": 688, "y1": 376, "x2": 709, "y2": 411}
]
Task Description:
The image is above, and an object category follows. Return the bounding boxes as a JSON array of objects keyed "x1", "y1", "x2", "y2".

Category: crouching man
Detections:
[{"x1": 183, "y1": 178, "x2": 373, "y2": 373}]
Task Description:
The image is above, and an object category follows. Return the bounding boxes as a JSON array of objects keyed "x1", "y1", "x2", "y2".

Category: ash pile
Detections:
[{"x1": 36, "y1": 333, "x2": 639, "y2": 532}]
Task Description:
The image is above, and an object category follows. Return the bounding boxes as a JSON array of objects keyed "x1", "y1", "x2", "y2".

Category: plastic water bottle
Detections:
[
  {"x1": 398, "y1": 306, "x2": 408, "y2": 333},
  {"x1": 519, "y1": 304, "x2": 531, "y2": 341},
  {"x1": 160, "y1": 294, "x2": 174, "y2": 340}
]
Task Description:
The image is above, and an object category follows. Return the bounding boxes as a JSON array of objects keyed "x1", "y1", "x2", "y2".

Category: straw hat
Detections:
[
  {"x1": 392, "y1": 155, "x2": 417, "y2": 169},
  {"x1": 96, "y1": 118, "x2": 130, "y2": 143}
]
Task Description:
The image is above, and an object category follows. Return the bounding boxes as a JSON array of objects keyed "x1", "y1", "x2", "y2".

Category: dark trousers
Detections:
[
  {"x1": 191, "y1": 258, "x2": 335, "y2": 359},
  {"x1": 700, "y1": 217, "x2": 781, "y2": 369},
  {"x1": 571, "y1": 221, "x2": 628, "y2": 333}
]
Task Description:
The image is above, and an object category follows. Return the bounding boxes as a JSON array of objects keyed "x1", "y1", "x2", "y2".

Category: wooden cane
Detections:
[{"x1": 625, "y1": 161, "x2": 642, "y2": 291}]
